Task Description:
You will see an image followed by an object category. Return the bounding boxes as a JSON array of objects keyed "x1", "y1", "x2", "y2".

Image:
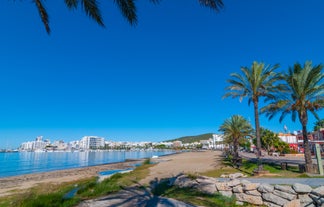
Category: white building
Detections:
[
  {"x1": 80, "y1": 136, "x2": 105, "y2": 149},
  {"x1": 212, "y1": 134, "x2": 224, "y2": 149},
  {"x1": 19, "y1": 136, "x2": 49, "y2": 151}
]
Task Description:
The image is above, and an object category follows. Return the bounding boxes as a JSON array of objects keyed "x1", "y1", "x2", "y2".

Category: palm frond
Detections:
[
  {"x1": 114, "y1": 0, "x2": 137, "y2": 25},
  {"x1": 199, "y1": 0, "x2": 224, "y2": 12},
  {"x1": 82, "y1": 0, "x2": 104, "y2": 27},
  {"x1": 34, "y1": 0, "x2": 50, "y2": 34},
  {"x1": 65, "y1": 0, "x2": 79, "y2": 9}
]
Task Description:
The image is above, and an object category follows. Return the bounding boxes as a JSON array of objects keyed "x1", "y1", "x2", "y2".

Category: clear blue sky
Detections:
[{"x1": 0, "y1": 1, "x2": 323, "y2": 148}]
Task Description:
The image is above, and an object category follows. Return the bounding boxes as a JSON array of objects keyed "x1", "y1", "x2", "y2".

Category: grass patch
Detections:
[
  {"x1": 203, "y1": 158, "x2": 310, "y2": 178},
  {"x1": 2, "y1": 160, "x2": 153, "y2": 207},
  {"x1": 152, "y1": 180, "x2": 236, "y2": 207}
]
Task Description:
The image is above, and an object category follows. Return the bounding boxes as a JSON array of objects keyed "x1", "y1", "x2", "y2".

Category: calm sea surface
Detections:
[{"x1": 0, "y1": 150, "x2": 174, "y2": 178}]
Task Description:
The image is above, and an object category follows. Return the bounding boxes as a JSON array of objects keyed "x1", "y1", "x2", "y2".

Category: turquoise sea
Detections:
[{"x1": 0, "y1": 150, "x2": 174, "y2": 178}]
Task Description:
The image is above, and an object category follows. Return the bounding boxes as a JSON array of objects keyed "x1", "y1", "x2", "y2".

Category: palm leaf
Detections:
[
  {"x1": 114, "y1": 0, "x2": 137, "y2": 25},
  {"x1": 34, "y1": 0, "x2": 50, "y2": 34},
  {"x1": 82, "y1": 0, "x2": 104, "y2": 26}
]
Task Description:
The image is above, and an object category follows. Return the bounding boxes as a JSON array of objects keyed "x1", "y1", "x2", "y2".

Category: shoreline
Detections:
[{"x1": 0, "y1": 151, "x2": 181, "y2": 197}]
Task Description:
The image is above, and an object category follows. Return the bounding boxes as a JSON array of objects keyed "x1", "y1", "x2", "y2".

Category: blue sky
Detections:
[{"x1": 0, "y1": 0, "x2": 324, "y2": 148}]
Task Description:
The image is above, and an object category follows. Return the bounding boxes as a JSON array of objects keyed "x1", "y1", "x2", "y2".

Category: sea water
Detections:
[{"x1": 0, "y1": 150, "x2": 174, "y2": 178}]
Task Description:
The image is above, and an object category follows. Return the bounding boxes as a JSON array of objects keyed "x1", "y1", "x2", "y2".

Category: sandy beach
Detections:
[{"x1": 0, "y1": 151, "x2": 221, "y2": 197}]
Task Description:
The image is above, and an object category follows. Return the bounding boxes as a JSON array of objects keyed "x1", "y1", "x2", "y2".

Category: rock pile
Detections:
[{"x1": 169, "y1": 173, "x2": 324, "y2": 207}]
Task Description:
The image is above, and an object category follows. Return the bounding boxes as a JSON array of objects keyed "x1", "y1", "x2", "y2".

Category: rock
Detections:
[
  {"x1": 215, "y1": 182, "x2": 231, "y2": 191},
  {"x1": 229, "y1": 173, "x2": 244, "y2": 180},
  {"x1": 196, "y1": 183, "x2": 217, "y2": 195},
  {"x1": 275, "y1": 185, "x2": 297, "y2": 195},
  {"x1": 235, "y1": 193, "x2": 263, "y2": 205},
  {"x1": 220, "y1": 174, "x2": 229, "y2": 178},
  {"x1": 283, "y1": 199, "x2": 300, "y2": 207},
  {"x1": 258, "y1": 183, "x2": 275, "y2": 193},
  {"x1": 298, "y1": 194, "x2": 314, "y2": 206},
  {"x1": 263, "y1": 201, "x2": 281, "y2": 207},
  {"x1": 243, "y1": 183, "x2": 260, "y2": 191},
  {"x1": 240, "y1": 179, "x2": 251, "y2": 185},
  {"x1": 219, "y1": 190, "x2": 233, "y2": 198},
  {"x1": 196, "y1": 176, "x2": 218, "y2": 184},
  {"x1": 262, "y1": 193, "x2": 290, "y2": 206},
  {"x1": 311, "y1": 186, "x2": 324, "y2": 196},
  {"x1": 227, "y1": 179, "x2": 241, "y2": 187},
  {"x1": 235, "y1": 201, "x2": 244, "y2": 206},
  {"x1": 245, "y1": 190, "x2": 261, "y2": 196},
  {"x1": 173, "y1": 175, "x2": 198, "y2": 188},
  {"x1": 233, "y1": 186, "x2": 243, "y2": 193},
  {"x1": 292, "y1": 183, "x2": 312, "y2": 194},
  {"x1": 273, "y1": 190, "x2": 297, "y2": 201}
]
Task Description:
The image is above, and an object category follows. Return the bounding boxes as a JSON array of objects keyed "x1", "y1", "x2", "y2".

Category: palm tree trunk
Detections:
[
  {"x1": 253, "y1": 99, "x2": 263, "y2": 171},
  {"x1": 302, "y1": 124, "x2": 313, "y2": 173},
  {"x1": 233, "y1": 137, "x2": 239, "y2": 165}
]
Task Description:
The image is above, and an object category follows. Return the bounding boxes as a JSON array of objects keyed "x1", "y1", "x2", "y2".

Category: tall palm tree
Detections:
[
  {"x1": 33, "y1": 0, "x2": 224, "y2": 34},
  {"x1": 261, "y1": 61, "x2": 324, "y2": 172},
  {"x1": 223, "y1": 61, "x2": 283, "y2": 171},
  {"x1": 219, "y1": 115, "x2": 252, "y2": 165}
]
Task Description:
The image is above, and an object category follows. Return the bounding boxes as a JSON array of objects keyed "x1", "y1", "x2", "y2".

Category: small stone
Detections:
[
  {"x1": 262, "y1": 193, "x2": 290, "y2": 206},
  {"x1": 263, "y1": 201, "x2": 281, "y2": 207},
  {"x1": 235, "y1": 193, "x2": 263, "y2": 205},
  {"x1": 273, "y1": 190, "x2": 297, "y2": 201},
  {"x1": 292, "y1": 183, "x2": 312, "y2": 194},
  {"x1": 283, "y1": 199, "x2": 300, "y2": 207},
  {"x1": 215, "y1": 182, "x2": 231, "y2": 191},
  {"x1": 233, "y1": 186, "x2": 243, "y2": 193},
  {"x1": 311, "y1": 186, "x2": 324, "y2": 196},
  {"x1": 219, "y1": 190, "x2": 233, "y2": 197},
  {"x1": 240, "y1": 179, "x2": 251, "y2": 185},
  {"x1": 243, "y1": 183, "x2": 260, "y2": 191},
  {"x1": 227, "y1": 179, "x2": 241, "y2": 187},
  {"x1": 275, "y1": 185, "x2": 297, "y2": 195},
  {"x1": 298, "y1": 194, "x2": 313, "y2": 206},
  {"x1": 258, "y1": 183, "x2": 275, "y2": 193},
  {"x1": 235, "y1": 201, "x2": 244, "y2": 206},
  {"x1": 220, "y1": 174, "x2": 228, "y2": 178},
  {"x1": 245, "y1": 190, "x2": 261, "y2": 196},
  {"x1": 229, "y1": 173, "x2": 244, "y2": 179}
]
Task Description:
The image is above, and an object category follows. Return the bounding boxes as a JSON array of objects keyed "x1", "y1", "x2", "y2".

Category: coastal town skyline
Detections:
[{"x1": 0, "y1": 1, "x2": 324, "y2": 149}]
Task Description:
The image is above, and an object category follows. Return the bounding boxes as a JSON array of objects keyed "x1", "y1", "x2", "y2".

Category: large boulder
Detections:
[
  {"x1": 258, "y1": 183, "x2": 275, "y2": 193},
  {"x1": 219, "y1": 190, "x2": 233, "y2": 198},
  {"x1": 229, "y1": 173, "x2": 245, "y2": 179},
  {"x1": 262, "y1": 193, "x2": 290, "y2": 206},
  {"x1": 263, "y1": 201, "x2": 281, "y2": 207},
  {"x1": 298, "y1": 194, "x2": 314, "y2": 207},
  {"x1": 292, "y1": 183, "x2": 312, "y2": 194},
  {"x1": 196, "y1": 183, "x2": 217, "y2": 195},
  {"x1": 234, "y1": 193, "x2": 263, "y2": 205},
  {"x1": 233, "y1": 186, "x2": 243, "y2": 193}
]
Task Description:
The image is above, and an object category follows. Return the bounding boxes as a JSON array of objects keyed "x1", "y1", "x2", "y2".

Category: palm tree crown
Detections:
[
  {"x1": 33, "y1": 0, "x2": 224, "y2": 34},
  {"x1": 261, "y1": 61, "x2": 324, "y2": 172},
  {"x1": 223, "y1": 61, "x2": 283, "y2": 171},
  {"x1": 219, "y1": 115, "x2": 252, "y2": 164}
]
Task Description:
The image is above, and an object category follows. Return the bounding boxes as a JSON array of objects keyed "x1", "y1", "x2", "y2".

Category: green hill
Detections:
[{"x1": 166, "y1": 133, "x2": 214, "y2": 144}]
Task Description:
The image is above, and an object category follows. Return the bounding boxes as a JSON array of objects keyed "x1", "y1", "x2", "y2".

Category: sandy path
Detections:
[{"x1": 140, "y1": 150, "x2": 222, "y2": 184}]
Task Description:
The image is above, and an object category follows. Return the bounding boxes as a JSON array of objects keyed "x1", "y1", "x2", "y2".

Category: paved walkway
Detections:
[{"x1": 219, "y1": 178, "x2": 324, "y2": 187}]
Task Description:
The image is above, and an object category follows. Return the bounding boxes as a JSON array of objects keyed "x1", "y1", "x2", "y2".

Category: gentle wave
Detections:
[{"x1": 0, "y1": 150, "x2": 174, "y2": 178}]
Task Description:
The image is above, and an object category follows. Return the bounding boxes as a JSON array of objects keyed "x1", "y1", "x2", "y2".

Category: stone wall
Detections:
[{"x1": 170, "y1": 173, "x2": 324, "y2": 207}]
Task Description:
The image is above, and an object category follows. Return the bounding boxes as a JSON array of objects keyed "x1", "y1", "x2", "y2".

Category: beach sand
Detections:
[{"x1": 0, "y1": 150, "x2": 222, "y2": 197}]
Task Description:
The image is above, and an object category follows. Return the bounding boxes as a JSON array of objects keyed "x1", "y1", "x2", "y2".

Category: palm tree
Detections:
[
  {"x1": 223, "y1": 61, "x2": 283, "y2": 171},
  {"x1": 261, "y1": 61, "x2": 324, "y2": 172},
  {"x1": 219, "y1": 115, "x2": 252, "y2": 165},
  {"x1": 33, "y1": 0, "x2": 224, "y2": 34}
]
